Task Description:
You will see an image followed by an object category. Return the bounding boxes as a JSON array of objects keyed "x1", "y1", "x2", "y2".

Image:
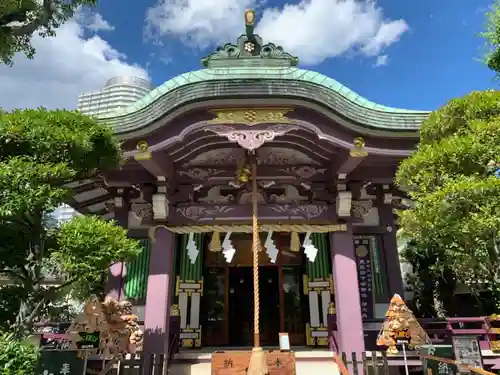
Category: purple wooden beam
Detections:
[
  {"x1": 176, "y1": 164, "x2": 329, "y2": 184},
  {"x1": 167, "y1": 203, "x2": 337, "y2": 224}
]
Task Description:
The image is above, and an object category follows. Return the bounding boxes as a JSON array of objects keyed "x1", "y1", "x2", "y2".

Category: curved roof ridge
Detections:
[
  {"x1": 101, "y1": 66, "x2": 429, "y2": 121},
  {"x1": 96, "y1": 66, "x2": 430, "y2": 133}
]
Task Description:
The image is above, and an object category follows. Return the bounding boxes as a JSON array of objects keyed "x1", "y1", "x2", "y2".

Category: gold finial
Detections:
[
  {"x1": 245, "y1": 9, "x2": 256, "y2": 26},
  {"x1": 134, "y1": 141, "x2": 152, "y2": 161},
  {"x1": 244, "y1": 9, "x2": 256, "y2": 39},
  {"x1": 350, "y1": 137, "x2": 368, "y2": 157}
]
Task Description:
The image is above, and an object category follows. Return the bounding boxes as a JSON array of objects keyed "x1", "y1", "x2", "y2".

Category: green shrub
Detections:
[{"x1": 0, "y1": 332, "x2": 39, "y2": 375}]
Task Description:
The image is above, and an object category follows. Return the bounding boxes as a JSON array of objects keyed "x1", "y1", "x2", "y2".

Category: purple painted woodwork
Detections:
[
  {"x1": 103, "y1": 163, "x2": 399, "y2": 187},
  {"x1": 105, "y1": 202, "x2": 129, "y2": 300},
  {"x1": 327, "y1": 313, "x2": 339, "y2": 352},
  {"x1": 120, "y1": 107, "x2": 418, "y2": 155},
  {"x1": 330, "y1": 228, "x2": 365, "y2": 358},
  {"x1": 143, "y1": 227, "x2": 175, "y2": 355},
  {"x1": 105, "y1": 262, "x2": 125, "y2": 300},
  {"x1": 169, "y1": 203, "x2": 338, "y2": 224},
  {"x1": 379, "y1": 204, "x2": 404, "y2": 297},
  {"x1": 176, "y1": 164, "x2": 328, "y2": 184},
  {"x1": 168, "y1": 314, "x2": 181, "y2": 359}
]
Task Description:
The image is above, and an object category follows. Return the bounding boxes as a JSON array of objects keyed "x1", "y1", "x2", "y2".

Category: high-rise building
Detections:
[{"x1": 77, "y1": 76, "x2": 155, "y2": 117}]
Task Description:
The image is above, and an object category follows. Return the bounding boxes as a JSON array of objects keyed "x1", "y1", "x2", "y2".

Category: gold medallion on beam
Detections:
[
  {"x1": 134, "y1": 141, "x2": 152, "y2": 161},
  {"x1": 207, "y1": 108, "x2": 294, "y2": 126},
  {"x1": 350, "y1": 136, "x2": 368, "y2": 157}
]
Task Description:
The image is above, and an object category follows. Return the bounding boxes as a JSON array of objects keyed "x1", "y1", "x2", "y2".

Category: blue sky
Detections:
[
  {"x1": 95, "y1": 0, "x2": 496, "y2": 110},
  {"x1": 0, "y1": 0, "x2": 496, "y2": 111}
]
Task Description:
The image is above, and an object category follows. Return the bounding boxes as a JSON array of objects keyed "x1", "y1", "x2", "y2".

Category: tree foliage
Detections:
[
  {"x1": 482, "y1": 0, "x2": 500, "y2": 75},
  {"x1": 396, "y1": 90, "x2": 500, "y2": 314},
  {"x1": 0, "y1": 0, "x2": 97, "y2": 65},
  {"x1": 0, "y1": 108, "x2": 141, "y2": 336},
  {"x1": 0, "y1": 331, "x2": 39, "y2": 375}
]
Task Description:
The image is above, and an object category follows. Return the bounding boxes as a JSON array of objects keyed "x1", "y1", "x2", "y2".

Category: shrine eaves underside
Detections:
[{"x1": 67, "y1": 19, "x2": 430, "y2": 224}]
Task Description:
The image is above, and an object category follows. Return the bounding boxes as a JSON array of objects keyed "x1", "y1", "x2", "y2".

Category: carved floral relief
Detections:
[
  {"x1": 178, "y1": 168, "x2": 225, "y2": 180},
  {"x1": 269, "y1": 204, "x2": 328, "y2": 220},
  {"x1": 277, "y1": 166, "x2": 326, "y2": 179},
  {"x1": 130, "y1": 202, "x2": 153, "y2": 222},
  {"x1": 176, "y1": 205, "x2": 236, "y2": 220},
  {"x1": 351, "y1": 200, "x2": 373, "y2": 218}
]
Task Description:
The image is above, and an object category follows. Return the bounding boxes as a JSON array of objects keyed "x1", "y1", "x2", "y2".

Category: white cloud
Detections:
[
  {"x1": 81, "y1": 13, "x2": 115, "y2": 32},
  {"x1": 145, "y1": 0, "x2": 409, "y2": 65},
  {"x1": 375, "y1": 54, "x2": 388, "y2": 67},
  {"x1": 0, "y1": 14, "x2": 148, "y2": 110}
]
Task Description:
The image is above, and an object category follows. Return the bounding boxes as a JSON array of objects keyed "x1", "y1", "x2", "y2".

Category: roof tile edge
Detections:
[{"x1": 98, "y1": 67, "x2": 430, "y2": 121}]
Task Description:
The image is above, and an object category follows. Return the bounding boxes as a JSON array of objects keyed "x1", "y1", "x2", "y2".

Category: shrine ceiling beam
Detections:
[
  {"x1": 66, "y1": 197, "x2": 92, "y2": 215},
  {"x1": 131, "y1": 141, "x2": 174, "y2": 182},
  {"x1": 348, "y1": 165, "x2": 397, "y2": 183},
  {"x1": 167, "y1": 203, "x2": 338, "y2": 225},
  {"x1": 330, "y1": 137, "x2": 368, "y2": 180},
  {"x1": 67, "y1": 180, "x2": 104, "y2": 194},
  {"x1": 176, "y1": 164, "x2": 329, "y2": 185},
  {"x1": 75, "y1": 193, "x2": 113, "y2": 209},
  {"x1": 103, "y1": 168, "x2": 156, "y2": 186}
]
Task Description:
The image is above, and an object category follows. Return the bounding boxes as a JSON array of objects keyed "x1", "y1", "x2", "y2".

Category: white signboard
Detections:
[{"x1": 452, "y1": 336, "x2": 483, "y2": 373}]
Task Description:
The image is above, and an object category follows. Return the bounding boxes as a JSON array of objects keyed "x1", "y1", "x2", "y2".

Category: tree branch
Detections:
[
  {"x1": 42, "y1": 276, "x2": 80, "y2": 300},
  {"x1": 7, "y1": 0, "x2": 56, "y2": 37},
  {"x1": 0, "y1": 269, "x2": 25, "y2": 282},
  {"x1": 25, "y1": 298, "x2": 47, "y2": 327}
]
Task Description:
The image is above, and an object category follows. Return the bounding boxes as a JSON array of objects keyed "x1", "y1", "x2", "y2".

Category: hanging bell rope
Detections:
[{"x1": 247, "y1": 155, "x2": 269, "y2": 375}]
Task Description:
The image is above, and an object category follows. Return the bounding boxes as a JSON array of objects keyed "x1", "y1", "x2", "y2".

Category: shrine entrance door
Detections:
[{"x1": 228, "y1": 266, "x2": 280, "y2": 346}]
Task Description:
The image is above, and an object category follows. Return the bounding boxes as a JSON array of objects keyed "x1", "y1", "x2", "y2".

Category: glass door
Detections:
[
  {"x1": 201, "y1": 267, "x2": 227, "y2": 346},
  {"x1": 282, "y1": 266, "x2": 306, "y2": 346}
]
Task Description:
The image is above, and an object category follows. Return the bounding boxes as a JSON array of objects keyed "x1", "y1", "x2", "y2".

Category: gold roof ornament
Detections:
[
  {"x1": 350, "y1": 137, "x2": 368, "y2": 157},
  {"x1": 208, "y1": 108, "x2": 294, "y2": 126},
  {"x1": 245, "y1": 9, "x2": 256, "y2": 26},
  {"x1": 134, "y1": 141, "x2": 152, "y2": 161}
]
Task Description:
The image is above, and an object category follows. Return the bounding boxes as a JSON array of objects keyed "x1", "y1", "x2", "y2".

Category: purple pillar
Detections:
[
  {"x1": 105, "y1": 262, "x2": 125, "y2": 300},
  {"x1": 379, "y1": 204, "x2": 404, "y2": 297},
  {"x1": 330, "y1": 227, "x2": 365, "y2": 357},
  {"x1": 105, "y1": 198, "x2": 129, "y2": 300},
  {"x1": 143, "y1": 227, "x2": 175, "y2": 354}
]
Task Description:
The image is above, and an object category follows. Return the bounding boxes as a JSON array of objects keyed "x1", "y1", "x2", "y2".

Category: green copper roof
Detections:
[
  {"x1": 98, "y1": 14, "x2": 429, "y2": 133},
  {"x1": 100, "y1": 66, "x2": 429, "y2": 133}
]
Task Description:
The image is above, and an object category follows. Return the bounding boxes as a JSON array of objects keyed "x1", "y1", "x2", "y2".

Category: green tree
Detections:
[
  {"x1": 400, "y1": 237, "x2": 460, "y2": 317},
  {"x1": 0, "y1": 108, "x2": 141, "y2": 336},
  {"x1": 482, "y1": 0, "x2": 500, "y2": 75},
  {"x1": 0, "y1": 0, "x2": 96, "y2": 65},
  {"x1": 396, "y1": 90, "x2": 500, "y2": 314}
]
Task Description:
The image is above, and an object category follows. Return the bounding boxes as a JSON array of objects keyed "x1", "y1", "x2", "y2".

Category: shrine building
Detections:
[{"x1": 71, "y1": 10, "x2": 429, "y2": 357}]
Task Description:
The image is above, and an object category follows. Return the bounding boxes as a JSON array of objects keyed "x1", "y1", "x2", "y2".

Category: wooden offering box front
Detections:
[{"x1": 211, "y1": 350, "x2": 296, "y2": 375}]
